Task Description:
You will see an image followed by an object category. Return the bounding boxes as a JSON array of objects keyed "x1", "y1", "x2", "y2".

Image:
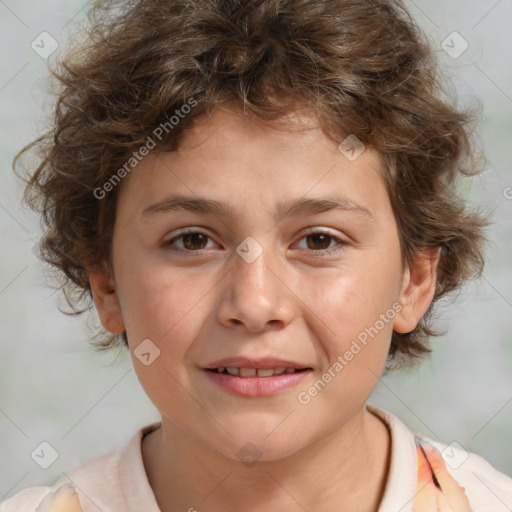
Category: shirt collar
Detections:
[
  {"x1": 119, "y1": 421, "x2": 162, "y2": 512},
  {"x1": 367, "y1": 406, "x2": 418, "y2": 512}
]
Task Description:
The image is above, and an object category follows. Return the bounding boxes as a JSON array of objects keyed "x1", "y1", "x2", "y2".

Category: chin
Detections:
[{"x1": 201, "y1": 421, "x2": 308, "y2": 465}]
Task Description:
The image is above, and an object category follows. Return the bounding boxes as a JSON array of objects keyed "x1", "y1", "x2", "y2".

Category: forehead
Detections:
[
  {"x1": 179, "y1": 106, "x2": 330, "y2": 150},
  {"x1": 116, "y1": 107, "x2": 392, "y2": 227}
]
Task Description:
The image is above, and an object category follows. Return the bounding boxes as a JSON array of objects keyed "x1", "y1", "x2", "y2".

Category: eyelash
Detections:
[{"x1": 163, "y1": 229, "x2": 347, "y2": 257}]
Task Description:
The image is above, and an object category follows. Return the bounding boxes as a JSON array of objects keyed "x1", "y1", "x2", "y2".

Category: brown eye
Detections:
[
  {"x1": 180, "y1": 233, "x2": 208, "y2": 250},
  {"x1": 305, "y1": 233, "x2": 333, "y2": 251},
  {"x1": 295, "y1": 230, "x2": 347, "y2": 255},
  {"x1": 165, "y1": 231, "x2": 215, "y2": 253}
]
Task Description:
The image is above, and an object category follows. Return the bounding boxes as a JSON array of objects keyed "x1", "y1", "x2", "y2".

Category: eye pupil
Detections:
[
  {"x1": 183, "y1": 233, "x2": 207, "y2": 250},
  {"x1": 307, "y1": 233, "x2": 331, "y2": 251}
]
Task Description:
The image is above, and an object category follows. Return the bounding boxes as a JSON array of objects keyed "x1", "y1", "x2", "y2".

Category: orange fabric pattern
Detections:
[{"x1": 412, "y1": 438, "x2": 473, "y2": 512}]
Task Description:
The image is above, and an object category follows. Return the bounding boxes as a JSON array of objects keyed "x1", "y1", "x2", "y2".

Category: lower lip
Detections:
[{"x1": 203, "y1": 369, "x2": 311, "y2": 397}]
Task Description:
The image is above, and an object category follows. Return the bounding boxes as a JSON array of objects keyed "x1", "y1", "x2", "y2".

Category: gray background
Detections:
[{"x1": 1, "y1": 0, "x2": 511, "y2": 501}]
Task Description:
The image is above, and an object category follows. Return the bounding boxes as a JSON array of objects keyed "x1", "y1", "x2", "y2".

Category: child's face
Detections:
[{"x1": 90, "y1": 106, "x2": 437, "y2": 461}]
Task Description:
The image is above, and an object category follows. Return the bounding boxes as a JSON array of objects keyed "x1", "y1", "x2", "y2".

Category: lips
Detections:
[
  {"x1": 212, "y1": 367, "x2": 305, "y2": 377},
  {"x1": 203, "y1": 361, "x2": 312, "y2": 397},
  {"x1": 203, "y1": 356, "x2": 312, "y2": 371},
  {"x1": 201, "y1": 356, "x2": 313, "y2": 396}
]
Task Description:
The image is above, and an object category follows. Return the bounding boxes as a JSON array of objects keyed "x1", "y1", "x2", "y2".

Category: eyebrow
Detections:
[{"x1": 141, "y1": 194, "x2": 376, "y2": 222}]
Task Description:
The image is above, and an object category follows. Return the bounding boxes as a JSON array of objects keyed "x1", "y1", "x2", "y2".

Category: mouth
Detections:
[
  {"x1": 205, "y1": 367, "x2": 311, "y2": 377},
  {"x1": 201, "y1": 357, "x2": 313, "y2": 397},
  {"x1": 203, "y1": 356, "x2": 312, "y2": 373}
]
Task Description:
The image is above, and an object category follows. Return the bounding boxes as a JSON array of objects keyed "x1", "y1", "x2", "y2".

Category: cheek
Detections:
[
  {"x1": 116, "y1": 256, "x2": 218, "y2": 355},
  {"x1": 117, "y1": 264, "x2": 214, "y2": 410},
  {"x1": 294, "y1": 279, "x2": 394, "y2": 421},
  {"x1": 295, "y1": 248, "x2": 402, "y2": 403},
  {"x1": 302, "y1": 256, "x2": 401, "y2": 344}
]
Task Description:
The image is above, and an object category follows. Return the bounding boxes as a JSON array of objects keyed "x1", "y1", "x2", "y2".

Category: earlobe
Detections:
[
  {"x1": 393, "y1": 247, "x2": 441, "y2": 334},
  {"x1": 88, "y1": 270, "x2": 125, "y2": 334}
]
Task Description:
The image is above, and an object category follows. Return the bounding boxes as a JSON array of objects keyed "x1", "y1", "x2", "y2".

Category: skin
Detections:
[{"x1": 89, "y1": 106, "x2": 440, "y2": 512}]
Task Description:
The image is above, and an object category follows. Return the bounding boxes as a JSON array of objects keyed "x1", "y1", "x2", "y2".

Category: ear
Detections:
[
  {"x1": 88, "y1": 269, "x2": 125, "y2": 334},
  {"x1": 393, "y1": 247, "x2": 441, "y2": 334}
]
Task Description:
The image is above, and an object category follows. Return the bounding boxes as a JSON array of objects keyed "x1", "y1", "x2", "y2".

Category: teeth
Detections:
[
  {"x1": 214, "y1": 367, "x2": 301, "y2": 377},
  {"x1": 256, "y1": 368, "x2": 275, "y2": 377},
  {"x1": 239, "y1": 367, "x2": 257, "y2": 377}
]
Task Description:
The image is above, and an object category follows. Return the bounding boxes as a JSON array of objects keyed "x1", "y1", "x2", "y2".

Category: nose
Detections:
[{"x1": 216, "y1": 241, "x2": 296, "y2": 333}]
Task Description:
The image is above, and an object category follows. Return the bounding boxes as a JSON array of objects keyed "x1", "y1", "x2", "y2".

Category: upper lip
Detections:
[{"x1": 203, "y1": 357, "x2": 312, "y2": 370}]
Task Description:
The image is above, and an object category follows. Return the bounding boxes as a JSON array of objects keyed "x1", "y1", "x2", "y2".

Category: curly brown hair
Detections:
[{"x1": 15, "y1": 0, "x2": 490, "y2": 368}]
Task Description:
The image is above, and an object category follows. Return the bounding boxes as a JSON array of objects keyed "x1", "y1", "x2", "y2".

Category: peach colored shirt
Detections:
[{"x1": 2, "y1": 407, "x2": 511, "y2": 512}]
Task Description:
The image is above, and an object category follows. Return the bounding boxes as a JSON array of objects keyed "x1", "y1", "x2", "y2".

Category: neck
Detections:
[{"x1": 142, "y1": 406, "x2": 390, "y2": 512}]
